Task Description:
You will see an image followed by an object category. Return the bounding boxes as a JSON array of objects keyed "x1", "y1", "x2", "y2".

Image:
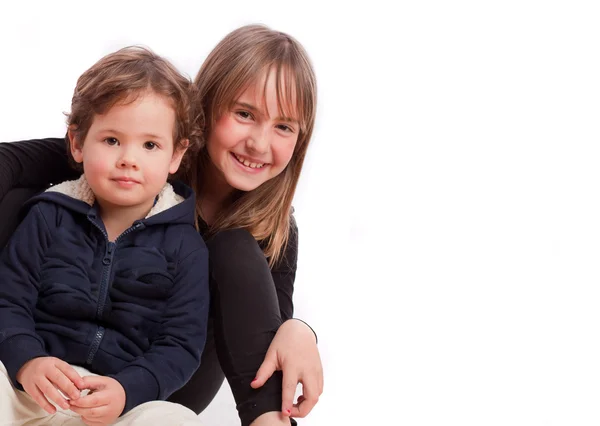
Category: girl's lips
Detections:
[{"x1": 232, "y1": 152, "x2": 267, "y2": 169}]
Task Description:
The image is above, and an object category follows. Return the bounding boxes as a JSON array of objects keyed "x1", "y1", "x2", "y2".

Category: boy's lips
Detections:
[
  {"x1": 111, "y1": 177, "x2": 141, "y2": 186},
  {"x1": 112, "y1": 176, "x2": 140, "y2": 183}
]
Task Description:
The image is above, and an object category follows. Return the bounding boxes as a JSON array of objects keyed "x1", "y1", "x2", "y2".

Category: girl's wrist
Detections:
[{"x1": 288, "y1": 318, "x2": 318, "y2": 344}]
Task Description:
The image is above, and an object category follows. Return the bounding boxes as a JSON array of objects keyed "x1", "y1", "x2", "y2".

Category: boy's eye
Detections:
[
  {"x1": 104, "y1": 137, "x2": 119, "y2": 146},
  {"x1": 144, "y1": 141, "x2": 157, "y2": 150}
]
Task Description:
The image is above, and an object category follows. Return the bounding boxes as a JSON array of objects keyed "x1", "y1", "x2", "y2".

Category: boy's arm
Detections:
[
  {"x1": 0, "y1": 203, "x2": 53, "y2": 386},
  {"x1": 110, "y1": 242, "x2": 210, "y2": 414}
]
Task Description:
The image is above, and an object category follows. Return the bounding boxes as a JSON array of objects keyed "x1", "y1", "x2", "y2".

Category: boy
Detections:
[{"x1": 0, "y1": 47, "x2": 207, "y2": 425}]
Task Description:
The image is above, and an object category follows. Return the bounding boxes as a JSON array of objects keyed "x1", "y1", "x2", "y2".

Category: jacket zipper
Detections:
[{"x1": 85, "y1": 219, "x2": 143, "y2": 365}]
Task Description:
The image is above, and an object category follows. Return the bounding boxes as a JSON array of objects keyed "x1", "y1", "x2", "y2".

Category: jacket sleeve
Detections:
[
  {"x1": 0, "y1": 138, "x2": 78, "y2": 200},
  {"x1": 0, "y1": 203, "x2": 53, "y2": 386},
  {"x1": 110, "y1": 240, "x2": 210, "y2": 414}
]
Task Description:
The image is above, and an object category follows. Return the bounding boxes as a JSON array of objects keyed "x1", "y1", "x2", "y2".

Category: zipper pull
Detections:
[{"x1": 103, "y1": 242, "x2": 115, "y2": 266}]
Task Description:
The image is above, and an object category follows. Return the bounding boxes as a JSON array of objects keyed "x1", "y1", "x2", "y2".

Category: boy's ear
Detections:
[
  {"x1": 68, "y1": 128, "x2": 84, "y2": 163},
  {"x1": 169, "y1": 139, "x2": 189, "y2": 174}
]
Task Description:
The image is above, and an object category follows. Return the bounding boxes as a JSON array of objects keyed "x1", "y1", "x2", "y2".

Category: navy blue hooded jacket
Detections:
[{"x1": 0, "y1": 177, "x2": 209, "y2": 413}]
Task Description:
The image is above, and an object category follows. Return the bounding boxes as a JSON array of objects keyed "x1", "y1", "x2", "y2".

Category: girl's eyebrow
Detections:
[{"x1": 234, "y1": 101, "x2": 298, "y2": 124}]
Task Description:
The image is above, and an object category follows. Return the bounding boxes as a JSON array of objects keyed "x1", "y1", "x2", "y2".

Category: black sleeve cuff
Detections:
[{"x1": 0, "y1": 334, "x2": 48, "y2": 390}]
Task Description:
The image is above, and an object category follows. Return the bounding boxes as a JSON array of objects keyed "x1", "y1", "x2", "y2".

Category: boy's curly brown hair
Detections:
[{"x1": 65, "y1": 46, "x2": 204, "y2": 173}]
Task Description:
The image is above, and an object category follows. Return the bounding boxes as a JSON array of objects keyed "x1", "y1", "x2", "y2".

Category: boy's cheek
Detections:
[{"x1": 83, "y1": 155, "x2": 111, "y2": 175}]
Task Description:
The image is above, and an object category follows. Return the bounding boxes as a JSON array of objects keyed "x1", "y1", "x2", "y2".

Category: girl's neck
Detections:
[
  {"x1": 97, "y1": 199, "x2": 153, "y2": 241},
  {"x1": 198, "y1": 161, "x2": 236, "y2": 225}
]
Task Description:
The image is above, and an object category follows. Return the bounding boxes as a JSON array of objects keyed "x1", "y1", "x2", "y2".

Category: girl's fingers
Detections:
[
  {"x1": 290, "y1": 384, "x2": 319, "y2": 418},
  {"x1": 281, "y1": 370, "x2": 298, "y2": 416}
]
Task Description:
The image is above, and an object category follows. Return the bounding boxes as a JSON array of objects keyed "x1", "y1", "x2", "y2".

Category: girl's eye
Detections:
[
  {"x1": 104, "y1": 137, "x2": 119, "y2": 146},
  {"x1": 276, "y1": 124, "x2": 295, "y2": 133},
  {"x1": 236, "y1": 110, "x2": 253, "y2": 120},
  {"x1": 144, "y1": 141, "x2": 158, "y2": 150}
]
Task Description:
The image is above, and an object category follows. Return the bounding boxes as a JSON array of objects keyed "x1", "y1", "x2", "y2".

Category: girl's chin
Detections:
[{"x1": 225, "y1": 173, "x2": 263, "y2": 192}]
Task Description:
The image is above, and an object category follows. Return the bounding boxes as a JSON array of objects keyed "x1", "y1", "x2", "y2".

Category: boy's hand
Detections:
[
  {"x1": 69, "y1": 375, "x2": 126, "y2": 426},
  {"x1": 16, "y1": 356, "x2": 85, "y2": 414}
]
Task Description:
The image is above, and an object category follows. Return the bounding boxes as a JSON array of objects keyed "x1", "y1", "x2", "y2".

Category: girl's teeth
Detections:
[{"x1": 235, "y1": 154, "x2": 265, "y2": 169}]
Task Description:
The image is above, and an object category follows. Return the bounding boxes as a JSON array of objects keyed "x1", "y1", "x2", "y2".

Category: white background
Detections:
[{"x1": 1, "y1": 1, "x2": 600, "y2": 425}]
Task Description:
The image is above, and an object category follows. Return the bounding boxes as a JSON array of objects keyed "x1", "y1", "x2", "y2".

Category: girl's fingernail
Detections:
[
  {"x1": 252, "y1": 378, "x2": 257, "y2": 382},
  {"x1": 286, "y1": 409, "x2": 291, "y2": 415}
]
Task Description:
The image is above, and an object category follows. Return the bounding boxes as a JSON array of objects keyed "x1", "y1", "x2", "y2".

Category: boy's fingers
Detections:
[
  {"x1": 69, "y1": 391, "x2": 108, "y2": 408},
  {"x1": 70, "y1": 404, "x2": 108, "y2": 418},
  {"x1": 80, "y1": 375, "x2": 107, "y2": 390},
  {"x1": 55, "y1": 361, "x2": 85, "y2": 391},
  {"x1": 28, "y1": 384, "x2": 56, "y2": 414},
  {"x1": 49, "y1": 366, "x2": 81, "y2": 400},
  {"x1": 38, "y1": 378, "x2": 70, "y2": 410},
  {"x1": 68, "y1": 405, "x2": 86, "y2": 416}
]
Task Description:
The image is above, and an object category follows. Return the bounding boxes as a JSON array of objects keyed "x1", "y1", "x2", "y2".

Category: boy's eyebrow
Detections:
[
  {"x1": 98, "y1": 129, "x2": 166, "y2": 141},
  {"x1": 234, "y1": 101, "x2": 298, "y2": 123},
  {"x1": 140, "y1": 132, "x2": 166, "y2": 141}
]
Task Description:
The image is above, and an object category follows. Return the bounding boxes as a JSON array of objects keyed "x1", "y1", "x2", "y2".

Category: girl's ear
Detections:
[
  {"x1": 169, "y1": 139, "x2": 189, "y2": 174},
  {"x1": 68, "y1": 127, "x2": 83, "y2": 163}
]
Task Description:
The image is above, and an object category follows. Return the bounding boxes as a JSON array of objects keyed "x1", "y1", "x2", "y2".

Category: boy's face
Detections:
[{"x1": 69, "y1": 92, "x2": 186, "y2": 213}]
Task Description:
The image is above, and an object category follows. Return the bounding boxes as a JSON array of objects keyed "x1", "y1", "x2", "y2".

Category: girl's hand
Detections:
[
  {"x1": 16, "y1": 356, "x2": 85, "y2": 413},
  {"x1": 251, "y1": 319, "x2": 323, "y2": 419},
  {"x1": 69, "y1": 375, "x2": 125, "y2": 426}
]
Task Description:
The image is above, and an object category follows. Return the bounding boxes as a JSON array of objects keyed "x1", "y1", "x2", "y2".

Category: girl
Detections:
[{"x1": 0, "y1": 24, "x2": 322, "y2": 426}]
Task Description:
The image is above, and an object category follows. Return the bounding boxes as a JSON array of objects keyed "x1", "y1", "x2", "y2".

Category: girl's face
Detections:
[{"x1": 207, "y1": 70, "x2": 299, "y2": 193}]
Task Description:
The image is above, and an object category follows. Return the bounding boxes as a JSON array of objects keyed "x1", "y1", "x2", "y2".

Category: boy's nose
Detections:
[{"x1": 118, "y1": 151, "x2": 139, "y2": 169}]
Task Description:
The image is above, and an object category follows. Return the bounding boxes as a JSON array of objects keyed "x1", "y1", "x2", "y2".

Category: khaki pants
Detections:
[{"x1": 0, "y1": 362, "x2": 202, "y2": 426}]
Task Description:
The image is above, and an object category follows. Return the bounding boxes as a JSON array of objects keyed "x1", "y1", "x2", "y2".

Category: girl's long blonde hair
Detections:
[{"x1": 189, "y1": 24, "x2": 317, "y2": 266}]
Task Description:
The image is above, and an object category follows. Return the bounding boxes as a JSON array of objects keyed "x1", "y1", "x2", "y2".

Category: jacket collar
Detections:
[{"x1": 46, "y1": 175, "x2": 184, "y2": 219}]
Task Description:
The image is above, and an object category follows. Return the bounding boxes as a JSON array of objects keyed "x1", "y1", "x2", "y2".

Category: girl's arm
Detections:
[
  {"x1": 0, "y1": 138, "x2": 78, "y2": 199},
  {"x1": 269, "y1": 217, "x2": 298, "y2": 321},
  {"x1": 271, "y1": 218, "x2": 318, "y2": 342},
  {"x1": 253, "y1": 218, "x2": 323, "y2": 422}
]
